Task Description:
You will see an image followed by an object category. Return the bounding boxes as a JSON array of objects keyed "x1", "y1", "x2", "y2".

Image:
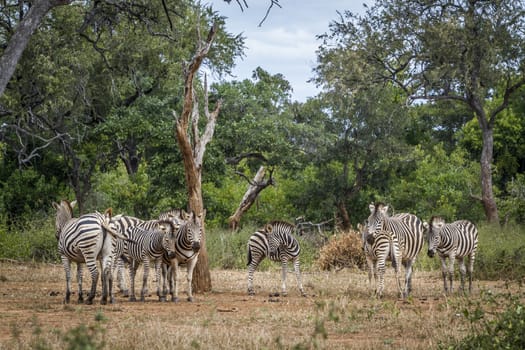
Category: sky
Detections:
[{"x1": 208, "y1": 1, "x2": 371, "y2": 102}]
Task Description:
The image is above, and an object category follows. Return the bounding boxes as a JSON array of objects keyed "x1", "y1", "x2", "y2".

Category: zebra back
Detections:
[
  {"x1": 427, "y1": 216, "x2": 478, "y2": 258},
  {"x1": 367, "y1": 202, "x2": 424, "y2": 260}
]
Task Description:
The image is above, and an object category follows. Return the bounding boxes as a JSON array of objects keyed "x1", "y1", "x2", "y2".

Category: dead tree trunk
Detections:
[
  {"x1": 228, "y1": 166, "x2": 275, "y2": 230},
  {"x1": 172, "y1": 23, "x2": 220, "y2": 293}
]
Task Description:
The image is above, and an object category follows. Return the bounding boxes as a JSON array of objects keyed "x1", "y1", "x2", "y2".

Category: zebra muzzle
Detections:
[
  {"x1": 167, "y1": 251, "x2": 177, "y2": 259},
  {"x1": 427, "y1": 249, "x2": 435, "y2": 258},
  {"x1": 192, "y1": 242, "x2": 201, "y2": 251}
]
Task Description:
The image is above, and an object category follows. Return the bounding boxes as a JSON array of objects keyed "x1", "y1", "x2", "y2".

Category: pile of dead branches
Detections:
[{"x1": 316, "y1": 229, "x2": 366, "y2": 271}]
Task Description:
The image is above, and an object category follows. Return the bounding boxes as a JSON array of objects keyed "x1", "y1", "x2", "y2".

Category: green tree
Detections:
[{"x1": 316, "y1": 0, "x2": 525, "y2": 223}]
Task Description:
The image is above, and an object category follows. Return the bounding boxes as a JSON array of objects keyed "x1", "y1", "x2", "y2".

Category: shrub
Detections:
[{"x1": 442, "y1": 291, "x2": 525, "y2": 349}]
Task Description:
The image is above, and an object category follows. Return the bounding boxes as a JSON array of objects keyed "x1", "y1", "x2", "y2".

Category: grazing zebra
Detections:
[
  {"x1": 125, "y1": 220, "x2": 179, "y2": 302},
  {"x1": 247, "y1": 221, "x2": 306, "y2": 297},
  {"x1": 427, "y1": 216, "x2": 478, "y2": 293},
  {"x1": 163, "y1": 211, "x2": 203, "y2": 302},
  {"x1": 53, "y1": 200, "x2": 127, "y2": 305},
  {"x1": 366, "y1": 203, "x2": 425, "y2": 297},
  {"x1": 358, "y1": 224, "x2": 403, "y2": 298}
]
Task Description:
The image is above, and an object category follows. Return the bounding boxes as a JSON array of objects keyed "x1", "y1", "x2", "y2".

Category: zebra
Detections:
[
  {"x1": 125, "y1": 220, "x2": 179, "y2": 302},
  {"x1": 366, "y1": 202, "x2": 425, "y2": 297},
  {"x1": 110, "y1": 209, "x2": 189, "y2": 297},
  {"x1": 162, "y1": 211, "x2": 203, "y2": 302},
  {"x1": 358, "y1": 223, "x2": 403, "y2": 298},
  {"x1": 427, "y1": 216, "x2": 478, "y2": 293},
  {"x1": 52, "y1": 200, "x2": 128, "y2": 305},
  {"x1": 247, "y1": 221, "x2": 306, "y2": 297}
]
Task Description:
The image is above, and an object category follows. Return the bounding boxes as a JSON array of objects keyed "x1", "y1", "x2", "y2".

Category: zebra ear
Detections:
[
  {"x1": 265, "y1": 224, "x2": 273, "y2": 234},
  {"x1": 380, "y1": 205, "x2": 389, "y2": 215},
  {"x1": 70, "y1": 200, "x2": 77, "y2": 209},
  {"x1": 368, "y1": 203, "x2": 375, "y2": 213},
  {"x1": 52, "y1": 201, "x2": 59, "y2": 210},
  {"x1": 104, "y1": 207, "x2": 113, "y2": 218}
]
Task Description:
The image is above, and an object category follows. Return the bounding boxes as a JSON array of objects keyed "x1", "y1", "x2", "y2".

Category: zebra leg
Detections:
[
  {"x1": 160, "y1": 263, "x2": 169, "y2": 301},
  {"x1": 76, "y1": 262, "x2": 84, "y2": 304},
  {"x1": 140, "y1": 258, "x2": 150, "y2": 302},
  {"x1": 439, "y1": 255, "x2": 449, "y2": 293},
  {"x1": 403, "y1": 259, "x2": 414, "y2": 297},
  {"x1": 85, "y1": 261, "x2": 99, "y2": 305},
  {"x1": 171, "y1": 260, "x2": 180, "y2": 302},
  {"x1": 280, "y1": 260, "x2": 288, "y2": 296},
  {"x1": 366, "y1": 256, "x2": 374, "y2": 293},
  {"x1": 458, "y1": 257, "x2": 467, "y2": 293},
  {"x1": 468, "y1": 253, "x2": 475, "y2": 293},
  {"x1": 293, "y1": 258, "x2": 306, "y2": 297},
  {"x1": 247, "y1": 261, "x2": 259, "y2": 296},
  {"x1": 376, "y1": 258, "x2": 385, "y2": 298},
  {"x1": 393, "y1": 254, "x2": 403, "y2": 299},
  {"x1": 448, "y1": 253, "x2": 456, "y2": 293},
  {"x1": 155, "y1": 260, "x2": 166, "y2": 302},
  {"x1": 129, "y1": 260, "x2": 138, "y2": 302},
  {"x1": 186, "y1": 257, "x2": 198, "y2": 302},
  {"x1": 62, "y1": 257, "x2": 73, "y2": 304},
  {"x1": 116, "y1": 258, "x2": 129, "y2": 297}
]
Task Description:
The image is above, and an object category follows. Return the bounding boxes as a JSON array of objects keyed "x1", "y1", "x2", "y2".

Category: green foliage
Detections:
[
  {"x1": 0, "y1": 217, "x2": 58, "y2": 262},
  {"x1": 388, "y1": 144, "x2": 483, "y2": 221},
  {"x1": 475, "y1": 224, "x2": 525, "y2": 281},
  {"x1": 441, "y1": 290, "x2": 525, "y2": 349}
]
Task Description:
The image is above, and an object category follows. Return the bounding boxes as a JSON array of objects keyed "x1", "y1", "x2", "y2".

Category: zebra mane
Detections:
[{"x1": 268, "y1": 220, "x2": 295, "y2": 228}]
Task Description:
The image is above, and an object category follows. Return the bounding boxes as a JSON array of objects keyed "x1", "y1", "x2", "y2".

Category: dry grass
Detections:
[{"x1": 0, "y1": 261, "x2": 523, "y2": 349}]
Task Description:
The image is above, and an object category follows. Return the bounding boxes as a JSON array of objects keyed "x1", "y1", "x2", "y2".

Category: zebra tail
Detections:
[
  {"x1": 247, "y1": 247, "x2": 252, "y2": 267},
  {"x1": 389, "y1": 238, "x2": 397, "y2": 270},
  {"x1": 101, "y1": 221, "x2": 129, "y2": 241}
]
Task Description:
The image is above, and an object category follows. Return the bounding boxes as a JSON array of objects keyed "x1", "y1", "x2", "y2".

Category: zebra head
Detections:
[
  {"x1": 52, "y1": 199, "x2": 76, "y2": 240},
  {"x1": 186, "y1": 211, "x2": 203, "y2": 252},
  {"x1": 427, "y1": 216, "x2": 445, "y2": 258},
  {"x1": 158, "y1": 220, "x2": 180, "y2": 259},
  {"x1": 366, "y1": 202, "x2": 388, "y2": 236},
  {"x1": 159, "y1": 208, "x2": 190, "y2": 225},
  {"x1": 263, "y1": 224, "x2": 280, "y2": 259}
]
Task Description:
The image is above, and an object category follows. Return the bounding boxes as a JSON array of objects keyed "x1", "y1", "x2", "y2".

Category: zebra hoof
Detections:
[
  {"x1": 187, "y1": 296, "x2": 193, "y2": 302},
  {"x1": 129, "y1": 296, "x2": 137, "y2": 302},
  {"x1": 159, "y1": 296, "x2": 167, "y2": 302},
  {"x1": 171, "y1": 297, "x2": 179, "y2": 303},
  {"x1": 85, "y1": 299, "x2": 93, "y2": 305}
]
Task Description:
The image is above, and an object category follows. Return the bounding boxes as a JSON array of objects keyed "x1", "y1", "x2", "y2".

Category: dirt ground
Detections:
[{"x1": 0, "y1": 261, "x2": 522, "y2": 349}]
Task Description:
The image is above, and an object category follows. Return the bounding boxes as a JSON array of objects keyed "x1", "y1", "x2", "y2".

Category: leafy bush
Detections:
[
  {"x1": 441, "y1": 290, "x2": 525, "y2": 349},
  {"x1": 0, "y1": 217, "x2": 58, "y2": 262}
]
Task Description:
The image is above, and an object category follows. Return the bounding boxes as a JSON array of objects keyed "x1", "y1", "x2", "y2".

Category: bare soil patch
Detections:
[{"x1": 0, "y1": 261, "x2": 522, "y2": 349}]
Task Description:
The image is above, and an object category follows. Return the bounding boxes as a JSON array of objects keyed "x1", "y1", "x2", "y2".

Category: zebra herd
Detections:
[
  {"x1": 52, "y1": 199, "x2": 478, "y2": 304},
  {"x1": 53, "y1": 199, "x2": 203, "y2": 304},
  {"x1": 362, "y1": 202, "x2": 478, "y2": 298}
]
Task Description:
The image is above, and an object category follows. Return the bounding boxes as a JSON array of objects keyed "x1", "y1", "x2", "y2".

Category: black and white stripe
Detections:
[
  {"x1": 359, "y1": 224, "x2": 403, "y2": 298},
  {"x1": 366, "y1": 203, "x2": 425, "y2": 297},
  {"x1": 427, "y1": 216, "x2": 478, "y2": 293},
  {"x1": 125, "y1": 220, "x2": 179, "y2": 302},
  {"x1": 163, "y1": 211, "x2": 203, "y2": 302},
  {"x1": 53, "y1": 200, "x2": 125, "y2": 305},
  {"x1": 247, "y1": 221, "x2": 306, "y2": 297}
]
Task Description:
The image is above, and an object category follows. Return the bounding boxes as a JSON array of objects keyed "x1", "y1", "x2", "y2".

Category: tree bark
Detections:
[
  {"x1": 172, "y1": 23, "x2": 219, "y2": 293},
  {"x1": 228, "y1": 166, "x2": 274, "y2": 230},
  {"x1": 0, "y1": 0, "x2": 71, "y2": 97},
  {"x1": 478, "y1": 121, "x2": 499, "y2": 223}
]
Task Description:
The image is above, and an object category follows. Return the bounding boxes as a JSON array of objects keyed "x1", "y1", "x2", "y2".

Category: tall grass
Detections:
[{"x1": 1, "y1": 216, "x2": 524, "y2": 281}]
